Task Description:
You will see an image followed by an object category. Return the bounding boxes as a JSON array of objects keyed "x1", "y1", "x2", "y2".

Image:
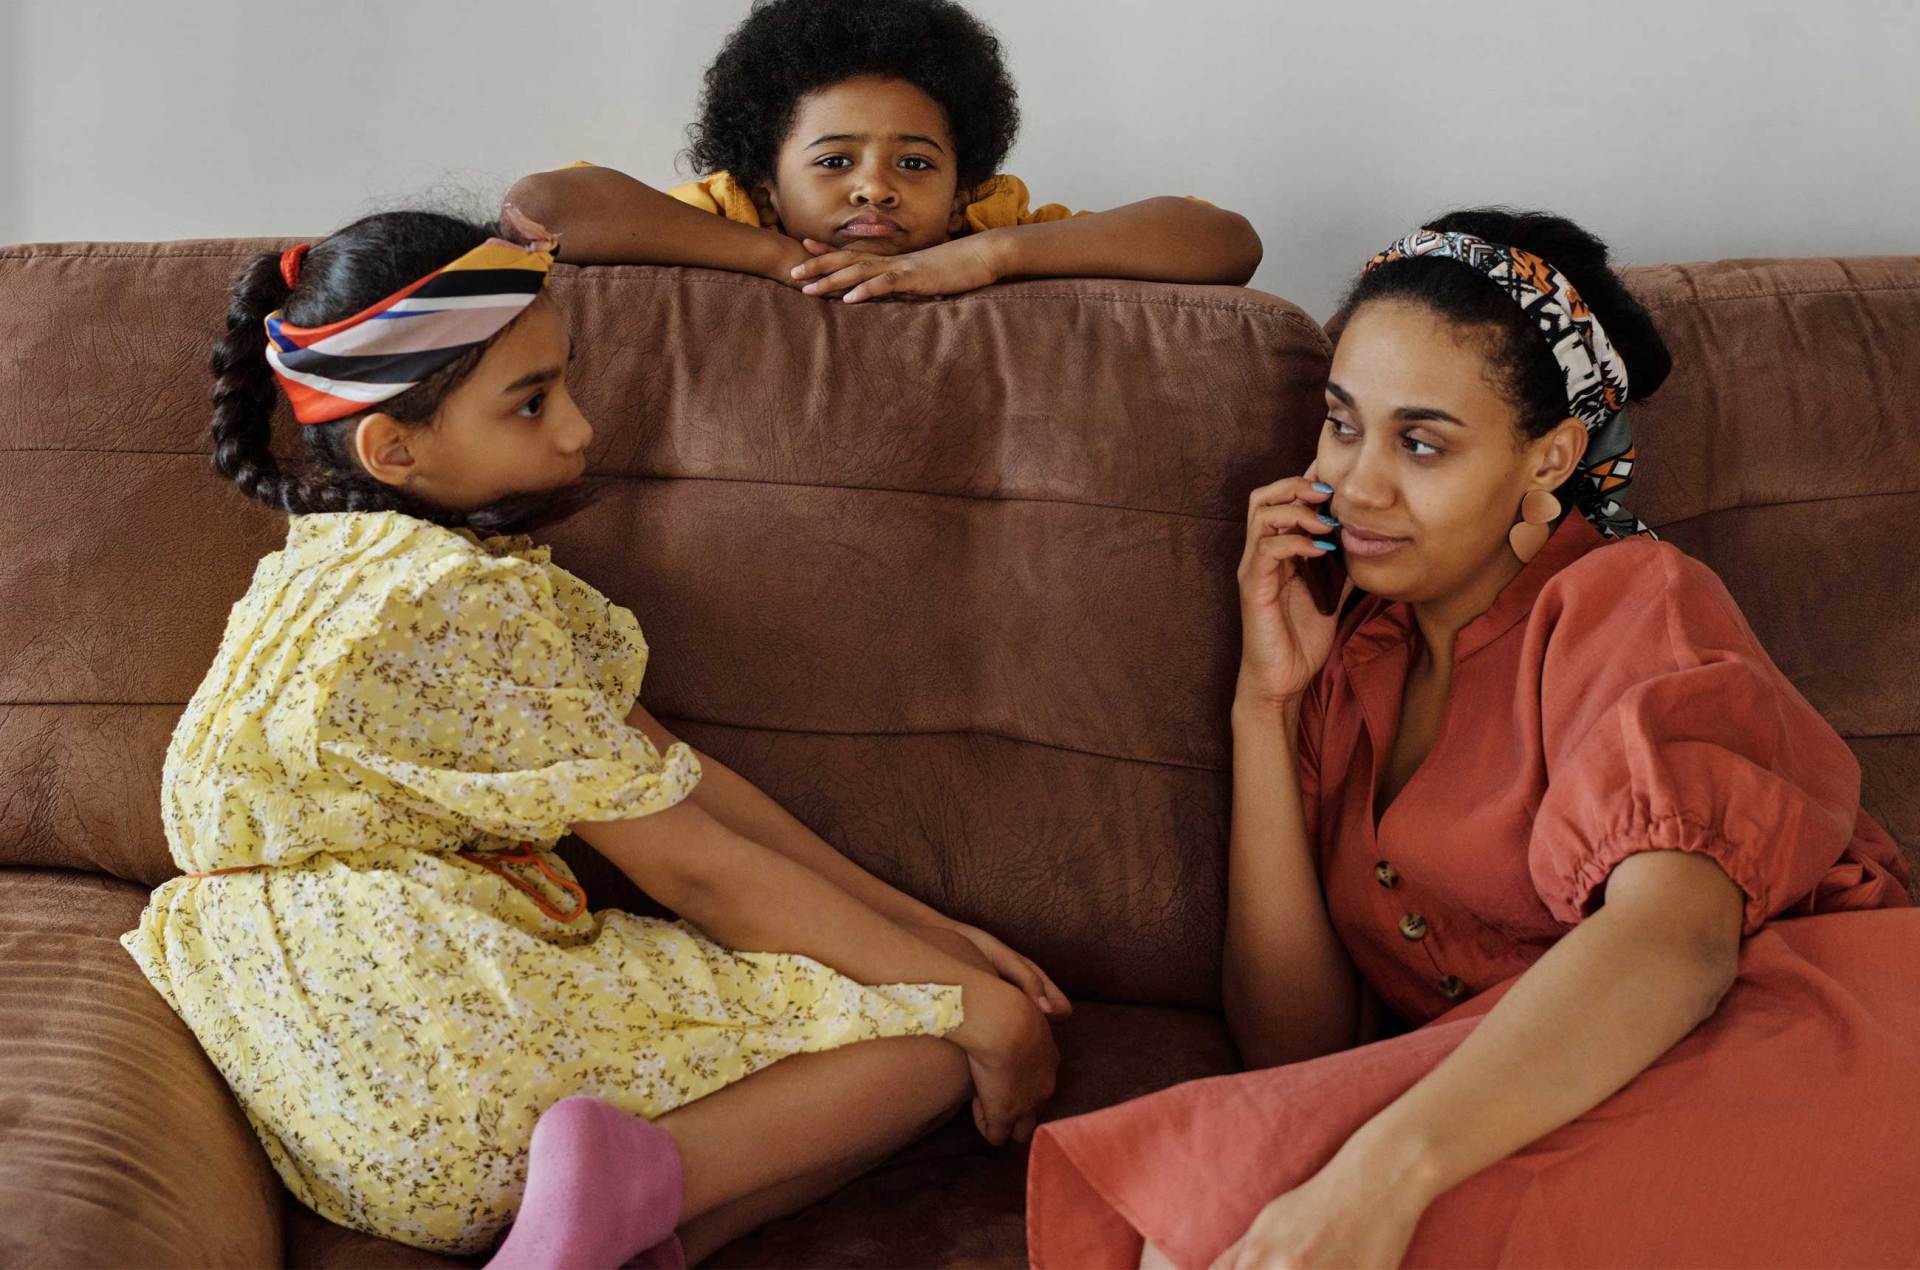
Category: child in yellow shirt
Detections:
[{"x1": 506, "y1": 0, "x2": 1260, "y2": 302}]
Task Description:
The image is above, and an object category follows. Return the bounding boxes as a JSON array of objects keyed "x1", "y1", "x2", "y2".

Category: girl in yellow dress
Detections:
[
  {"x1": 503, "y1": 0, "x2": 1261, "y2": 303},
  {"x1": 121, "y1": 208, "x2": 1064, "y2": 1266}
]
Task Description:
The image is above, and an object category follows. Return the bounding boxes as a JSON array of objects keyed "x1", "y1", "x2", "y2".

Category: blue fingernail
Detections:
[
  {"x1": 1318, "y1": 512, "x2": 1340, "y2": 527},
  {"x1": 1313, "y1": 539, "x2": 1339, "y2": 551},
  {"x1": 1312, "y1": 481, "x2": 1334, "y2": 494}
]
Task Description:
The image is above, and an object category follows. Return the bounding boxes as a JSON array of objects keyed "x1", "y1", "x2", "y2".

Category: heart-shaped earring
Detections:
[{"x1": 1508, "y1": 489, "x2": 1562, "y2": 564}]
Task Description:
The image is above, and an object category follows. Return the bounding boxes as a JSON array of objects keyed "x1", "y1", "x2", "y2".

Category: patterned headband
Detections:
[
  {"x1": 264, "y1": 236, "x2": 556, "y2": 425},
  {"x1": 1365, "y1": 229, "x2": 1647, "y2": 539}
]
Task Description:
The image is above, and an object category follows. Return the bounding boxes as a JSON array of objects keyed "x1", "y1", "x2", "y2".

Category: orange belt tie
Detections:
[
  {"x1": 454, "y1": 846, "x2": 589, "y2": 923},
  {"x1": 182, "y1": 846, "x2": 588, "y2": 924}
]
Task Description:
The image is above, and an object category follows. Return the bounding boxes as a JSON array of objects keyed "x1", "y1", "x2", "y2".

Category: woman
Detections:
[{"x1": 1025, "y1": 209, "x2": 1920, "y2": 1269}]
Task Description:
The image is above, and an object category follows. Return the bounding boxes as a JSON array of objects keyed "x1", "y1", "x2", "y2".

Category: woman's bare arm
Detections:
[{"x1": 1221, "y1": 695, "x2": 1366, "y2": 1068}]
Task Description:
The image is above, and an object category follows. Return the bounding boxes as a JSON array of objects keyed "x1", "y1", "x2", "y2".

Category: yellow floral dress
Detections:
[{"x1": 122, "y1": 511, "x2": 962, "y2": 1254}]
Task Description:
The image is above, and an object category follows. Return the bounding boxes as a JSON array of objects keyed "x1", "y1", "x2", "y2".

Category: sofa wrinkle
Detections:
[
  {"x1": 1652, "y1": 486, "x2": 1920, "y2": 533},
  {"x1": 658, "y1": 713, "x2": 1221, "y2": 772},
  {"x1": 1637, "y1": 278, "x2": 1920, "y2": 310},
  {"x1": 0, "y1": 447, "x2": 1254, "y2": 523},
  {"x1": 564, "y1": 266, "x2": 1328, "y2": 323}
]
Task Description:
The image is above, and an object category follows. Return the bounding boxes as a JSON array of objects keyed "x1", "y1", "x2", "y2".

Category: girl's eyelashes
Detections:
[
  {"x1": 811, "y1": 153, "x2": 937, "y2": 172},
  {"x1": 516, "y1": 391, "x2": 546, "y2": 419},
  {"x1": 1327, "y1": 415, "x2": 1357, "y2": 439}
]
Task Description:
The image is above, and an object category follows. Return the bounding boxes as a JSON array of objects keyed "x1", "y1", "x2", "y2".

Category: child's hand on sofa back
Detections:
[{"x1": 504, "y1": 0, "x2": 1261, "y2": 294}]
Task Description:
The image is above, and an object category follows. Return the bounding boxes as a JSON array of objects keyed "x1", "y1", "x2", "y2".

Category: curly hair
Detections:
[{"x1": 685, "y1": 0, "x2": 1021, "y2": 193}]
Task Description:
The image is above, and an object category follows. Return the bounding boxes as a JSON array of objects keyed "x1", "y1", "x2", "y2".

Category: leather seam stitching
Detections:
[
  {"x1": 1637, "y1": 279, "x2": 1920, "y2": 309},
  {"x1": 0, "y1": 702, "x2": 1228, "y2": 768},
  {"x1": 1649, "y1": 485, "x2": 1920, "y2": 531},
  {"x1": 0, "y1": 452, "x2": 1251, "y2": 524},
  {"x1": 4, "y1": 706, "x2": 1914, "y2": 746}
]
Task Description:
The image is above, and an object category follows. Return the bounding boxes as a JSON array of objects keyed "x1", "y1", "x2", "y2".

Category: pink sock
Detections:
[{"x1": 487, "y1": 1096, "x2": 686, "y2": 1270}]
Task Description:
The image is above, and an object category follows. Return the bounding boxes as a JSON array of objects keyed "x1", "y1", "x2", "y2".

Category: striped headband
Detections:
[
  {"x1": 264, "y1": 236, "x2": 556, "y2": 425},
  {"x1": 1365, "y1": 229, "x2": 1647, "y2": 539}
]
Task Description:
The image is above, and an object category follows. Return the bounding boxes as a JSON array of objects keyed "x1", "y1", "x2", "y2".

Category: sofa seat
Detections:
[
  {"x1": 0, "y1": 867, "x2": 284, "y2": 1267},
  {"x1": 0, "y1": 864, "x2": 1236, "y2": 1269},
  {"x1": 284, "y1": 998, "x2": 1236, "y2": 1267}
]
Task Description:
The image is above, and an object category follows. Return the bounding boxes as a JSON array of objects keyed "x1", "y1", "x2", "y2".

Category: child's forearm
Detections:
[
  {"x1": 504, "y1": 165, "x2": 802, "y2": 277},
  {"x1": 1223, "y1": 695, "x2": 1363, "y2": 1067},
  {"x1": 572, "y1": 798, "x2": 1017, "y2": 1052},
  {"x1": 982, "y1": 197, "x2": 1262, "y2": 286}
]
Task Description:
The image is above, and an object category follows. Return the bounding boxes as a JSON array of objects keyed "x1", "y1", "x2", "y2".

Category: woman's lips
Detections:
[{"x1": 1340, "y1": 524, "x2": 1411, "y2": 558}]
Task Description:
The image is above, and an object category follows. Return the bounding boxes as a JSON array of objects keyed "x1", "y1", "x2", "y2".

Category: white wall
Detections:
[{"x1": 3, "y1": 0, "x2": 1915, "y2": 319}]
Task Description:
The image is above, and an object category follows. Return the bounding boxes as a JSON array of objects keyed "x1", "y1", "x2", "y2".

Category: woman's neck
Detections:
[{"x1": 1410, "y1": 547, "x2": 1527, "y2": 666}]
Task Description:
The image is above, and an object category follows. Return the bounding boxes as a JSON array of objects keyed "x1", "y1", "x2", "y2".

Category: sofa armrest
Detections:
[{"x1": 0, "y1": 867, "x2": 282, "y2": 1267}]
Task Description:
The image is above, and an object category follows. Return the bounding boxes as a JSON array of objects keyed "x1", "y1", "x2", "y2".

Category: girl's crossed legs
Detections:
[{"x1": 493, "y1": 926, "x2": 987, "y2": 1267}]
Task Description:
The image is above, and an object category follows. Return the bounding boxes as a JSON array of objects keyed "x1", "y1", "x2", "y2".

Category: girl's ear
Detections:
[
  {"x1": 353, "y1": 413, "x2": 419, "y2": 490},
  {"x1": 754, "y1": 183, "x2": 784, "y2": 235},
  {"x1": 1530, "y1": 417, "x2": 1590, "y2": 489},
  {"x1": 948, "y1": 186, "x2": 972, "y2": 236}
]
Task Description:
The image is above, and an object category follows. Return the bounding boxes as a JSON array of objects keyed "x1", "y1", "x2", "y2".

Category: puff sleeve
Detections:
[
  {"x1": 1527, "y1": 544, "x2": 1864, "y2": 935},
  {"x1": 664, "y1": 170, "x2": 764, "y2": 227},
  {"x1": 314, "y1": 555, "x2": 701, "y2": 845},
  {"x1": 964, "y1": 174, "x2": 1087, "y2": 233}
]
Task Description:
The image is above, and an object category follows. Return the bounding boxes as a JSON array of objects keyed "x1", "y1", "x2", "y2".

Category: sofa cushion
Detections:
[
  {"x1": 284, "y1": 1207, "x2": 470, "y2": 1270},
  {"x1": 1622, "y1": 257, "x2": 1920, "y2": 877},
  {"x1": 280, "y1": 1000, "x2": 1237, "y2": 1269},
  {"x1": 0, "y1": 867, "x2": 283, "y2": 1267}
]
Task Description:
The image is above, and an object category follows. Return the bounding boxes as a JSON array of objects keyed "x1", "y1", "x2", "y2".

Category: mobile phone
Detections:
[{"x1": 1299, "y1": 549, "x2": 1348, "y2": 617}]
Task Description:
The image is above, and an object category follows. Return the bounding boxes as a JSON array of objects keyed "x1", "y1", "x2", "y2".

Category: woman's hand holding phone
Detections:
[{"x1": 1236, "y1": 469, "x2": 1349, "y2": 708}]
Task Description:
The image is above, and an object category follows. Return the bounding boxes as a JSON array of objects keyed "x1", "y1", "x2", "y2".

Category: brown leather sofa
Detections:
[{"x1": 2, "y1": 241, "x2": 1914, "y2": 1268}]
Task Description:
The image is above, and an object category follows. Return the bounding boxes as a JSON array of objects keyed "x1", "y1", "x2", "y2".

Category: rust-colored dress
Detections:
[{"x1": 1028, "y1": 517, "x2": 1919, "y2": 1268}]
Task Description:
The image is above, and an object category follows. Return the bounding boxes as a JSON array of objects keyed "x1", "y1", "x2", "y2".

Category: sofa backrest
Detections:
[
  {"x1": 1619, "y1": 257, "x2": 1920, "y2": 883},
  {"x1": 1, "y1": 243, "x2": 1912, "y2": 1014},
  {"x1": 0, "y1": 242, "x2": 1328, "y2": 1008}
]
